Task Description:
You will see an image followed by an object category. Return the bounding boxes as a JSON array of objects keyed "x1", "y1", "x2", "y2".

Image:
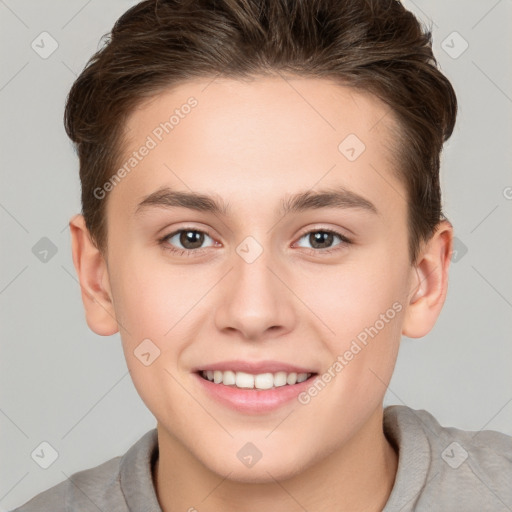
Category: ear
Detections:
[
  {"x1": 69, "y1": 214, "x2": 119, "y2": 336},
  {"x1": 402, "y1": 220, "x2": 453, "y2": 338}
]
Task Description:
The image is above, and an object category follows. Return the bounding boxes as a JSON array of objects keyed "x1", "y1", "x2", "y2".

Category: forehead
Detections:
[{"x1": 107, "y1": 75, "x2": 404, "y2": 221}]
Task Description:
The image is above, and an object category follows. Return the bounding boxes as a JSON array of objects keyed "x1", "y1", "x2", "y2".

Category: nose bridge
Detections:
[
  {"x1": 234, "y1": 239, "x2": 276, "y2": 299},
  {"x1": 214, "y1": 235, "x2": 295, "y2": 339}
]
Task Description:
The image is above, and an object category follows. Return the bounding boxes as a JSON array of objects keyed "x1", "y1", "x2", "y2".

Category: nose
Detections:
[{"x1": 213, "y1": 244, "x2": 296, "y2": 342}]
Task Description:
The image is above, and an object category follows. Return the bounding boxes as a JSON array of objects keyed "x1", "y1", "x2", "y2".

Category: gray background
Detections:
[{"x1": 1, "y1": 0, "x2": 511, "y2": 509}]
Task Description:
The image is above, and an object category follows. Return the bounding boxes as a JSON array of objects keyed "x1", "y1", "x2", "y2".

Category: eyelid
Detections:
[
  {"x1": 157, "y1": 221, "x2": 217, "y2": 238},
  {"x1": 294, "y1": 224, "x2": 352, "y2": 243}
]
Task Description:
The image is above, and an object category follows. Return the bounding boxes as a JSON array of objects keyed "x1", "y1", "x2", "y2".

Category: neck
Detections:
[{"x1": 153, "y1": 406, "x2": 397, "y2": 512}]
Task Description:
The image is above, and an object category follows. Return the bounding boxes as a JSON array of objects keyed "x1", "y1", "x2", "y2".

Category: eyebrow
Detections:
[{"x1": 134, "y1": 185, "x2": 378, "y2": 217}]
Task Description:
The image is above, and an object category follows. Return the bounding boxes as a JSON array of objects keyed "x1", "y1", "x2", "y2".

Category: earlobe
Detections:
[
  {"x1": 69, "y1": 214, "x2": 119, "y2": 336},
  {"x1": 401, "y1": 220, "x2": 453, "y2": 338}
]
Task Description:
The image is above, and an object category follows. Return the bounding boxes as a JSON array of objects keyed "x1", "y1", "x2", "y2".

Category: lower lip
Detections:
[{"x1": 193, "y1": 372, "x2": 317, "y2": 414}]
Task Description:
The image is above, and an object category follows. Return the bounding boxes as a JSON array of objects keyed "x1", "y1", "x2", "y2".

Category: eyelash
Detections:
[{"x1": 157, "y1": 226, "x2": 352, "y2": 258}]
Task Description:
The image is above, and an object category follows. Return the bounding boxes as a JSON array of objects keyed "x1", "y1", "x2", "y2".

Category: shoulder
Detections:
[
  {"x1": 384, "y1": 405, "x2": 512, "y2": 511},
  {"x1": 10, "y1": 456, "x2": 122, "y2": 512},
  {"x1": 397, "y1": 405, "x2": 512, "y2": 476},
  {"x1": 11, "y1": 428, "x2": 159, "y2": 512}
]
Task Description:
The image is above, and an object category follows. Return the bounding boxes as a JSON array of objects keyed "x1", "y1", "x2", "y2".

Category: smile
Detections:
[
  {"x1": 199, "y1": 370, "x2": 314, "y2": 390},
  {"x1": 194, "y1": 368, "x2": 319, "y2": 414}
]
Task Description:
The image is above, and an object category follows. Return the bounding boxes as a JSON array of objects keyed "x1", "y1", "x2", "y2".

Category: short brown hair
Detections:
[{"x1": 64, "y1": 0, "x2": 457, "y2": 264}]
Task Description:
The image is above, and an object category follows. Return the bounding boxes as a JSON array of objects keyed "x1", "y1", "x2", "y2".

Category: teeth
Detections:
[
  {"x1": 274, "y1": 371, "x2": 288, "y2": 387},
  {"x1": 254, "y1": 373, "x2": 273, "y2": 390},
  {"x1": 287, "y1": 372, "x2": 297, "y2": 385},
  {"x1": 236, "y1": 371, "x2": 254, "y2": 388},
  {"x1": 222, "y1": 370, "x2": 236, "y2": 386},
  {"x1": 201, "y1": 370, "x2": 313, "y2": 389}
]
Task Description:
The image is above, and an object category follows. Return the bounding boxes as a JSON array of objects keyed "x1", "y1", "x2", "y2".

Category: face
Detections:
[{"x1": 99, "y1": 76, "x2": 415, "y2": 482}]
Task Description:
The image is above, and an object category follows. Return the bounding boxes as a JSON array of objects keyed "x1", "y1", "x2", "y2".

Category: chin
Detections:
[{"x1": 205, "y1": 452, "x2": 310, "y2": 484}]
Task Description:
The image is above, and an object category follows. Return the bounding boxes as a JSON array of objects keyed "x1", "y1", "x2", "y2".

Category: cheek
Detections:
[
  {"x1": 108, "y1": 263, "x2": 186, "y2": 379},
  {"x1": 297, "y1": 248, "x2": 406, "y2": 404},
  {"x1": 111, "y1": 262, "x2": 201, "y2": 420},
  {"x1": 303, "y1": 253, "x2": 405, "y2": 344},
  {"x1": 111, "y1": 250, "x2": 211, "y2": 340}
]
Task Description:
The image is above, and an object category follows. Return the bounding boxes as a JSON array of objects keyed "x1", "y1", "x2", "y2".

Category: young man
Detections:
[{"x1": 13, "y1": 0, "x2": 512, "y2": 510}]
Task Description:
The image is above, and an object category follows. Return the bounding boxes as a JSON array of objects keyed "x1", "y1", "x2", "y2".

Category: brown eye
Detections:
[
  {"x1": 160, "y1": 228, "x2": 215, "y2": 253},
  {"x1": 309, "y1": 231, "x2": 335, "y2": 249},
  {"x1": 296, "y1": 229, "x2": 350, "y2": 251},
  {"x1": 178, "y1": 230, "x2": 205, "y2": 249}
]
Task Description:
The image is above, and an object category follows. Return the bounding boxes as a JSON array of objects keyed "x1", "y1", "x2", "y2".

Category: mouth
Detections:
[
  {"x1": 191, "y1": 360, "x2": 319, "y2": 413},
  {"x1": 197, "y1": 369, "x2": 318, "y2": 390}
]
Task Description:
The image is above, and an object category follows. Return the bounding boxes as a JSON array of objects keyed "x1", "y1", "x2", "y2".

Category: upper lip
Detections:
[{"x1": 192, "y1": 360, "x2": 317, "y2": 374}]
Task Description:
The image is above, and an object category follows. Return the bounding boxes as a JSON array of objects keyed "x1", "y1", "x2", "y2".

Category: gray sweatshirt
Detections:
[{"x1": 11, "y1": 405, "x2": 512, "y2": 511}]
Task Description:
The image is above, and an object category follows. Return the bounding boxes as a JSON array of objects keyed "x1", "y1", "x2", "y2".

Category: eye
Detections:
[
  {"x1": 158, "y1": 226, "x2": 352, "y2": 258},
  {"x1": 294, "y1": 228, "x2": 352, "y2": 254},
  {"x1": 158, "y1": 227, "x2": 216, "y2": 256}
]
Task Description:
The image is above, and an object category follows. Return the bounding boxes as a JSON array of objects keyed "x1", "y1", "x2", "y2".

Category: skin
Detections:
[{"x1": 69, "y1": 75, "x2": 453, "y2": 512}]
